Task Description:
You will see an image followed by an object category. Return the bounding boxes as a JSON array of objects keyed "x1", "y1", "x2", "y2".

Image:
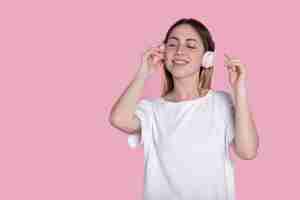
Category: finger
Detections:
[
  {"x1": 144, "y1": 46, "x2": 156, "y2": 55},
  {"x1": 156, "y1": 45, "x2": 166, "y2": 53},
  {"x1": 224, "y1": 59, "x2": 233, "y2": 67},
  {"x1": 224, "y1": 54, "x2": 234, "y2": 66},
  {"x1": 230, "y1": 58, "x2": 240, "y2": 61},
  {"x1": 152, "y1": 46, "x2": 165, "y2": 54},
  {"x1": 228, "y1": 60, "x2": 241, "y2": 63},
  {"x1": 224, "y1": 54, "x2": 242, "y2": 64},
  {"x1": 224, "y1": 60, "x2": 230, "y2": 66},
  {"x1": 227, "y1": 61, "x2": 245, "y2": 71},
  {"x1": 236, "y1": 64, "x2": 246, "y2": 73},
  {"x1": 225, "y1": 60, "x2": 243, "y2": 68},
  {"x1": 155, "y1": 49, "x2": 165, "y2": 55},
  {"x1": 152, "y1": 43, "x2": 165, "y2": 50},
  {"x1": 151, "y1": 51, "x2": 164, "y2": 58},
  {"x1": 224, "y1": 53, "x2": 231, "y2": 61},
  {"x1": 225, "y1": 65, "x2": 237, "y2": 72},
  {"x1": 150, "y1": 53, "x2": 164, "y2": 62},
  {"x1": 145, "y1": 49, "x2": 163, "y2": 59},
  {"x1": 225, "y1": 65, "x2": 234, "y2": 69},
  {"x1": 158, "y1": 43, "x2": 165, "y2": 50},
  {"x1": 146, "y1": 45, "x2": 161, "y2": 53}
]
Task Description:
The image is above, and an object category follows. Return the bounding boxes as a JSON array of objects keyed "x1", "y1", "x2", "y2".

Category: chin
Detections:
[{"x1": 170, "y1": 68, "x2": 199, "y2": 79}]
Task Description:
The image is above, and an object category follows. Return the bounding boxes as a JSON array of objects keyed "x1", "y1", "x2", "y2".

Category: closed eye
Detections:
[{"x1": 167, "y1": 44, "x2": 197, "y2": 49}]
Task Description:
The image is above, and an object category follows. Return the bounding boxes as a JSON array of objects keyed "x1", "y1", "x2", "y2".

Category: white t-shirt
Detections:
[{"x1": 134, "y1": 89, "x2": 236, "y2": 200}]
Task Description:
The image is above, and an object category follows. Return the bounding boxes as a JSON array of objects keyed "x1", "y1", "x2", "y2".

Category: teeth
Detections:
[{"x1": 173, "y1": 60, "x2": 188, "y2": 65}]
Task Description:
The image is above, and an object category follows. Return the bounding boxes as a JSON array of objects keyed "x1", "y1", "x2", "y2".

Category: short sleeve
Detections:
[
  {"x1": 134, "y1": 99, "x2": 153, "y2": 146},
  {"x1": 222, "y1": 91, "x2": 236, "y2": 145}
]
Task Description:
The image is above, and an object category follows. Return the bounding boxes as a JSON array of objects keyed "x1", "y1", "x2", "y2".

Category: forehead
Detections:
[{"x1": 168, "y1": 24, "x2": 202, "y2": 43}]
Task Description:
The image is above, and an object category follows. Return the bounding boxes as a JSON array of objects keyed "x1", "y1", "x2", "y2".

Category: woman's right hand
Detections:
[{"x1": 136, "y1": 44, "x2": 165, "y2": 80}]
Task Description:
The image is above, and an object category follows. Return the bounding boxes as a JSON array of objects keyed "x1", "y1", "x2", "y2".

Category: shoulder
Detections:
[
  {"x1": 212, "y1": 90, "x2": 235, "y2": 122},
  {"x1": 137, "y1": 97, "x2": 156, "y2": 105},
  {"x1": 138, "y1": 96, "x2": 165, "y2": 106},
  {"x1": 213, "y1": 89, "x2": 234, "y2": 107},
  {"x1": 213, "y1": 89, "x2": 231, "y2": 99},
  {"x1": 136, "y1": 97, "x2": 158, "y2": 111}
]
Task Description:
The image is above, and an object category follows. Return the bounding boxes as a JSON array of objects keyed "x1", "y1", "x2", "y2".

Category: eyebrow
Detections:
[{"x1": 168, "y1": 36, "x2": 198, "y2": 42}]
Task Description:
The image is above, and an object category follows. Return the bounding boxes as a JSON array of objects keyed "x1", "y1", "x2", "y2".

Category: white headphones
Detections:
[{"x1": 201, "y1": 50, "x2": 215, "y2": 68}]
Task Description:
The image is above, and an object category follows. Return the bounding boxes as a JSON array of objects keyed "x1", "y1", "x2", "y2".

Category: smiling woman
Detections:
[
  {"x1": 109, "y1": 17, "x2": 258, "y2": 200},
  {"x1": 161, "y1": 18, "x2": 215, "y2": 99}
]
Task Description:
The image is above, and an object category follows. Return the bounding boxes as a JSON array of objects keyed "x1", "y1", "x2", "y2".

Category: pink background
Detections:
[{"x1": 0, "y1": 0, "x2": 299, "y2": 199}]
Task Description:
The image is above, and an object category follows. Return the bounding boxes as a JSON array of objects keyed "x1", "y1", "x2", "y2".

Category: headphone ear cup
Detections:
[{"x1": 202, "y1": 51, "x2": 215, "y2": 68}]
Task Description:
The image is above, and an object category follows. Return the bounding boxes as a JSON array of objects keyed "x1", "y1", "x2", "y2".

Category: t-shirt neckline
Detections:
[{"x1": 160, "y1": 89, "x2": 214, "y2": 105}]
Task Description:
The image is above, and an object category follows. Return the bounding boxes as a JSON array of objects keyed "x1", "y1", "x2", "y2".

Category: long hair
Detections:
[{"x1": 161, "y1": 18, "x2": 215, "y2": 97}]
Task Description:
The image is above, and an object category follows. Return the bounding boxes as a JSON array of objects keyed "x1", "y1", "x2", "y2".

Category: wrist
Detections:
[
  {"x1": 232, "y1": 83, "x2": 247, "y2": 98},
  {"x1": 135, "y1": 71, "x2": 149, "y2": 82}
]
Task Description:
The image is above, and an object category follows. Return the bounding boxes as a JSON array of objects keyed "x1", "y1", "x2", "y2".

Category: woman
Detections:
[{"x1": 109, "y1": 18, "x2": 259, "y2": 200}]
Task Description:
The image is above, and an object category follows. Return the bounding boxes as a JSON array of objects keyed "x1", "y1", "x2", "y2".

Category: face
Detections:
[{"x1": 164, "y1": 24, "x2": 205, "y2": 78}]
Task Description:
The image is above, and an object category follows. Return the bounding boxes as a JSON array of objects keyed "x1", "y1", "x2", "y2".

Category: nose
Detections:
[{"x1": 175, "y1": 45, "x2": 186, "y2": 55}]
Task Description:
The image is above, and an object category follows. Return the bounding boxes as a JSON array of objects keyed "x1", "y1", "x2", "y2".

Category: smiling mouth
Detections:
[{"x1": 173, "y1": 59, "x2": 189, "y2": 66}]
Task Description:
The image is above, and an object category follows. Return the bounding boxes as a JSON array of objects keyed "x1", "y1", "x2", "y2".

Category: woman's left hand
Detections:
[{"x1": 224, "y1": 53, "x2": 247, "y2": 90}]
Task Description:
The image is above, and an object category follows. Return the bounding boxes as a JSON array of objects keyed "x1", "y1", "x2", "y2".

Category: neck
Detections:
[{"x1": 171, "y1": 73, "x2": 201, "y2": 100}]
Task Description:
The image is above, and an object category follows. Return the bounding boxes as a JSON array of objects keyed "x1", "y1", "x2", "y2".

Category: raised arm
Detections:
[{"x1": 108, "y1": 44, "x2": 165, "y2": 135}]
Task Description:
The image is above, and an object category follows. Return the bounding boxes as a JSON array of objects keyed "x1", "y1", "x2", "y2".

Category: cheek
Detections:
[{"x1": 190, "y1": 55, "x2": 202, "y2": 67}]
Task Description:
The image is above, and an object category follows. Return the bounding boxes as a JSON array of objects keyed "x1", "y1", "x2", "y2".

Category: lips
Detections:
[{"x1": 173, "y1": 58, "x2": 189, "y2": 65}]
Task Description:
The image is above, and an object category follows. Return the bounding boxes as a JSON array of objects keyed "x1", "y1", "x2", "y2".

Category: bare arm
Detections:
[
  {"x1": 224, "y1": 53, "x2": 259, "y2": 160},
  {"x1": 109, "y1": 74, "x2": 147, "y2": 134},
  {"x1": 231, "y1": 87, "x2": 259, "y2": 160},
  {"x1": 108, "y1": 44, "x2": 165, "y2": 135}
]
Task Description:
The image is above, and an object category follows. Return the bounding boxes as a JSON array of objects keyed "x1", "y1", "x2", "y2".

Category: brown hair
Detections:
[{"x1": 161, "y1": 18, "x2": 215, "y2": 97}]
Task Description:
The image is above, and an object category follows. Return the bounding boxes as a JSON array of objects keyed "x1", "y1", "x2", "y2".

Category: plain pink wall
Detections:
[{"x1": 1, "y1": 0, "x2": 299, "y2": 199}]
